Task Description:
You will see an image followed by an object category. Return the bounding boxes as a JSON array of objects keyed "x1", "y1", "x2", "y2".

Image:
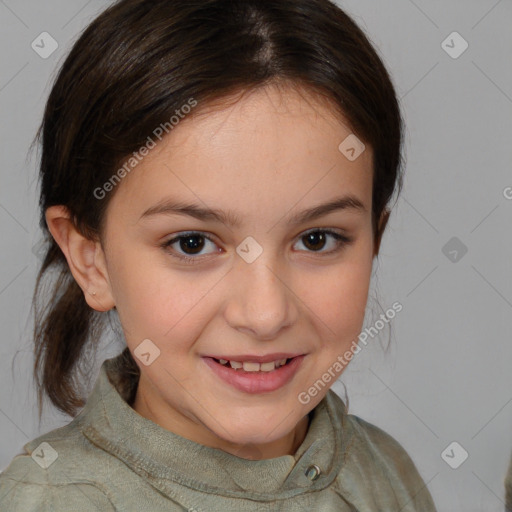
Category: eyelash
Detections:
[{"x1": 161, "y1": 229, "x2": 353, "y2": 265}]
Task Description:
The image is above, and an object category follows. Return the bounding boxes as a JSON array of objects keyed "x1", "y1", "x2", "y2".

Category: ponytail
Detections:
[{"x1": 33, "y1": 238, "x2": 107, "y2": 417}]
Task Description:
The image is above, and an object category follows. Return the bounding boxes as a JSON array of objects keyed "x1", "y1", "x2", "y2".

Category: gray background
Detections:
[{"x1": 0, "y1": 1, "x2": 511, "y2": 510}]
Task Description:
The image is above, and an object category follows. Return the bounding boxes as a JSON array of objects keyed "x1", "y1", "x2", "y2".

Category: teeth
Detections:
[
  {"x1": 243, "y1": 361, "x2": 261, "y2": 372},
  {"x1": 216, "y1": 358, "x2": 289, "y2": 371},
  {"x1": 260, "y1": 361, "x2": 276, "y2": 372}
]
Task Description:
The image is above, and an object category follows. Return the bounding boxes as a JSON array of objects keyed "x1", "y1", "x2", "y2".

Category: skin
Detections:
[{"x1": 46, "y1": 83, "x2": 389, "y2": 460}]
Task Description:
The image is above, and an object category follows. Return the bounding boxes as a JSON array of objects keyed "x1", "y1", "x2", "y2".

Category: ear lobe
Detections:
[
  {"x1": 373, "y1": 209, "x2": 390, "y2": 257},
  {"x1": 45, "y1": 205, "x2": 115, "y2": 312}
]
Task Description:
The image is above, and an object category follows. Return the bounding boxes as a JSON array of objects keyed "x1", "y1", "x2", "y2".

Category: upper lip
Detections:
[{"x1": 204, "y1": 353, "x2": 304, "y2": 363}]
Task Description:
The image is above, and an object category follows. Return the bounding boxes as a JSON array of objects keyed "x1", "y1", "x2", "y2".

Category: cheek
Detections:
[
  {"x1": 110, "y1": 251, "x2": 218, "y2": 345},
  {"x1": 309, "y1": 270, "x2": 369, "y2": 332},
  {"x1": 298, "y1": 252, "x2": 373, "y2": 343}
]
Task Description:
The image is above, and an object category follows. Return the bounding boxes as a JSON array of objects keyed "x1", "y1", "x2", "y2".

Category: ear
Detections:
[
  {"x1": 373, "y1": 209, "x2": 390, "y2": 257},
  {"x1": 45, "y1": 205, "x2": 115, "y2": 312}
]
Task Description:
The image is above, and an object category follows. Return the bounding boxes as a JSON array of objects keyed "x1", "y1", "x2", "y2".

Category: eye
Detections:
[
  {"x1": 293, "y1": 229, "x2": 352, "y2": 255},
  {"x1": 161, "y1": 229, "x2": 353, "y2": 265},
  {"x1": 161, "y1": 232, "x2": 220, "y2": 264}
]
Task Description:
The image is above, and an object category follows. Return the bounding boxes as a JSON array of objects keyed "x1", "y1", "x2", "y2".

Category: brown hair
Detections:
[{"x1": 32, "y1": 0, "x2": 404, "y2": 417}]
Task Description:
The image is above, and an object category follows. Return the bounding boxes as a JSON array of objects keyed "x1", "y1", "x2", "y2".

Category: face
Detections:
[{"x1": 98, "y1": 84, "x2": 377, "y2": 457}]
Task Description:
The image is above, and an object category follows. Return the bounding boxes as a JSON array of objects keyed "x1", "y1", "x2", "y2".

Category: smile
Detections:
[
  {"x1": 214, "y1": 358, "x2": 290, "y2": 372},
  {"x1": 202, "y1": 355, "x2": 305, "y2": 394}
]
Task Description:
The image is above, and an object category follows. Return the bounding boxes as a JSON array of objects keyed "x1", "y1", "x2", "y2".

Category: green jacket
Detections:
[{"x1": 0, "y1": 354, "x2": 437, "y2": 511}]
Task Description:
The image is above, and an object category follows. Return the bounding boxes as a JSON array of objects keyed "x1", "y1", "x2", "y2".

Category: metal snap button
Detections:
[{"x1": 305, "y1": 464, "x2": 321, "y2": 481}]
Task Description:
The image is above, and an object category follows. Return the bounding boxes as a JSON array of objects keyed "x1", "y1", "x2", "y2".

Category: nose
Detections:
[{"x1": 224, "y1": 254, "x2": 298, "y2": 340}]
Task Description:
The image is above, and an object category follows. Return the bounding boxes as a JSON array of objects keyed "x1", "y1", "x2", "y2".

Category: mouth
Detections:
[
  {"x1": 211, "y1": 357, "x2": 293, "y2": 372},
  {"x1": 202, "y1": 354, "x2": 305, "y2": 394}
]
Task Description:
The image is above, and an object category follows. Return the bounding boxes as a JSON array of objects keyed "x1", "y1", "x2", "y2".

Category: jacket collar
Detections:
[{"x1": 79, "y1": 354, "x2": 351, "y2": 500}]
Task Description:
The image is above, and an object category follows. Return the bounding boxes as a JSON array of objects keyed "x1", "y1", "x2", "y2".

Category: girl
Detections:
[{"x1": 0, "y1": 0, "x2": 437, "y2": 510}]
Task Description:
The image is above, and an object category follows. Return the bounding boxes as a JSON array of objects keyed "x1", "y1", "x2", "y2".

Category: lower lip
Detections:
[{"x1": 203, "y1": 355, "x2": 305, "y2": 394}]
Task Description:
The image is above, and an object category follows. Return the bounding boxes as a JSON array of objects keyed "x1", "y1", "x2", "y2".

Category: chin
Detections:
[{"x1": 214, "y1": 416, "x2": 296, "y2": 447}]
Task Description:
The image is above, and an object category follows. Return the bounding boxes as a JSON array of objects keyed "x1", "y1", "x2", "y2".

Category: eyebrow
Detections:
[{"x1": 139, "y1": 195, "x2": 367, "y2": 228}]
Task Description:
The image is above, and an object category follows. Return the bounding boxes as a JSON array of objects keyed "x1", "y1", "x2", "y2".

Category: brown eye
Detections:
[
  {"x1": 294, "y1": 229, "x2": 352, "y2": 254},
  {"x1": 178, "y1": 234, "x2": 206, "y2": 254},
  {"x1": 302, "y1": 231, "x2": 328, "y2": 251},
  {"x1": 162, "y1": 232, "x2": 219, "y2": 264}
]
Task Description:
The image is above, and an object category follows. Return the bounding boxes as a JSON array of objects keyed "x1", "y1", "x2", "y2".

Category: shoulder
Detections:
[
  {"x1": 346, "y1": 414, "x2": 436, "y2": 508},
  {"x1": 0, "y1": 475, "x2": 116, "y2": 512},
  {"x1": 0, "y1": 421, "x2": 116, "y2": 511},
  {"x1": 324, "y1": 392, "x2": 437, "y2": 511},
  {"x1": 326, "y1": 390, "x2": 423, "y2": 469},
  {"x1": 347, "y1": 413, "x2": 420, "y2": 466}
]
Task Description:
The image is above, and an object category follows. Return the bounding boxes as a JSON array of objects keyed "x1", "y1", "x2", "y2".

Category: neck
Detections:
[{"x1": 132, "y1": 375, "x2": 311, "y2": 460}]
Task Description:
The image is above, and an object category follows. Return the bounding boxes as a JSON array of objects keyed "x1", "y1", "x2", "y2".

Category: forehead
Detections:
[{"x1": 106, "y1": 84, "x2": 373, "y2": 225}]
